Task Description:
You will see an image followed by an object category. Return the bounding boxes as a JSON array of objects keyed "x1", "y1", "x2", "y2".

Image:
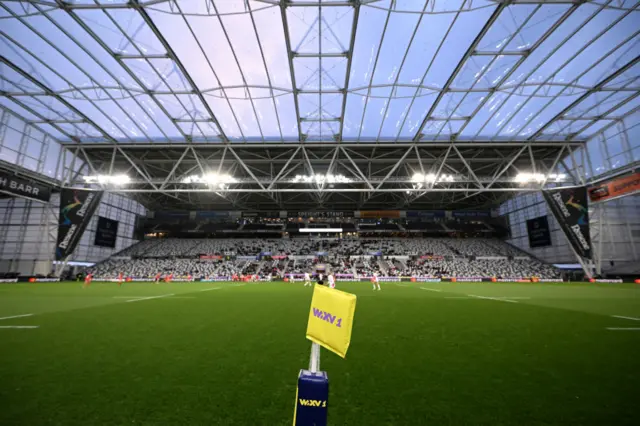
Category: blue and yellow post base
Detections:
[
  {"x1": 294, "y1": 342, "x2": 328, "y2": 425},
  {"x1": 293, "y1": 369, "x2": 329, "y2": 426}
]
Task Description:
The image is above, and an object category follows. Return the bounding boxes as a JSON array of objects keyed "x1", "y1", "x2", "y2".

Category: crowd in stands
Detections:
[
  {"x1": 91, "y1": 237, "x2": 560, "y2": 279},
  {"x1": 120, "y1": 238, "x2": 483, "y2": 258},
  {"x1": 403, "y1": 258, "x2": 559, "y2": 278}
]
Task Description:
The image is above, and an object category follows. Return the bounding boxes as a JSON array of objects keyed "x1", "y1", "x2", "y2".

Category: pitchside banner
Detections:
[
  {"x1": 542, "y1": 187, "x2": 591, "y2": 259},
  {"x1": 55, "y1": 189, "x2": 103, "y2": 260}
]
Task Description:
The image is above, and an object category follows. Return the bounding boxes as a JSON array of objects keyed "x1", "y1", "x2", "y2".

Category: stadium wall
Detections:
[
  {"x1": 500, "y1": 111, "x2": 640, "y2": 270},
  {"x1": 499, "y1": 192, "x2": 640, "y2": 268},
  {"x1": 0, "y1": 109, "x2": 146, "y2": 275},
  {"x1": 0, "y1": 193, "x2": 145, "y2": 275}
]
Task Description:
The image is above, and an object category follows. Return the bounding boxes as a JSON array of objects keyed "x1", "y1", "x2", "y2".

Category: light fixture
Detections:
[
  {"x1": 292, "y1": 174, "x2": 352, "y2": 184},
  {"x1": 515, "y1": 173, "x2": 566, "y2": 183},
  {"x1": 182, "y1": 174, "x2": 237, "y2": 186},
  {"x1": 82, "y1": 175, "x2": 131, "y2": 185},
  {"x1": 411, "y1": 173, "x2": 454, "y2": 183}
]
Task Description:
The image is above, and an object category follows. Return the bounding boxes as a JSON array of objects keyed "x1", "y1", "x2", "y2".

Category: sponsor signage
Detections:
[
  {"x1": 591, "y1": 278, "x2": 624, "y2": 283},
  {"x1": 28, "y1": 278, "x2": 60, "y2": 282},
  {"x1": 407, "y1": 210, "x2": 445, "y2": 218},
  {"x1": 0, "y1": 278, "x2": 18, "y2": 283},
  {"x1": 526, "y1": 215, "x2": 552, "y2": 248},
  {"x1": 543, "y1": 186, "x2": 591, "y2": 260},
  {"x1": 200, "y1": 255, "x2": 223, "y2": 260},
  {"x1": 452, "y1": 210, "x2": 490, "y2": 218},
  {"x1": 416, "y1": 278, "x2": 442, "y2": 282},
  {"x1": 0, "y1": 170, "x2": 51, "y2": 202},
  {"x1": 195, "y1": 211, "x2": 230, "y2": 218},
  {"x1": 155, "y1": 211, "x2": 189, "y2": 218},
  {"x1": 244, "y1": 211, "x2": 280, "y2": 218},
  {"x1": 94, "y1": 216, "x2": 118, "y2": 248},
  {"x1": 588, "y1": 172, "x2": 640, "y2": 203},
  {"x1": 100, "y1": 278, "x2": 156, "y2": 282},
  {"x1": 288, "y1": 211, "x2": 349, "y2": 218},
  {"x1": 56, "y1": 189, "x2": 103, "y2": 260},
  {"x1": 357, "y1": 210, "x2": 401, "y2": 218}
]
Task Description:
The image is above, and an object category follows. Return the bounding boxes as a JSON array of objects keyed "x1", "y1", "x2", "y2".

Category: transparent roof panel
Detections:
[{"x1": 0, "y1": 0, "x2": 637, "y2": 144}]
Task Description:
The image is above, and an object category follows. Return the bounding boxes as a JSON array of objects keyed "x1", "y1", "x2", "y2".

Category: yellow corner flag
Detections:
[{"x1": 306, "y1": 284, "x2": 357, "y2": 358}]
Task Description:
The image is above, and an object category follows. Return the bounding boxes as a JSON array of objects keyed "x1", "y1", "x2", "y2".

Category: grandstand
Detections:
[
  {"x1": 88, "y1": 236, "x2": 560, "y2": 280},
  {"x1": 0, "y1": 1, "x2": 639, "y2": 425}
]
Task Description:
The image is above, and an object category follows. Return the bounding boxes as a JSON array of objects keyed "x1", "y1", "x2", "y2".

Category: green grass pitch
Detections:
[{"x1": 1, "y1": 280, "x2": 639, "y2": 425}]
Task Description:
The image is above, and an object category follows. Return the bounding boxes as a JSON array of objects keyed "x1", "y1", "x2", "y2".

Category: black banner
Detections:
[
  {"x1": 0, "y1": 170, "x2": 51, "y2": 202},
  {"x1": 94, "y1": 216, "x2": 119, "y2": 248},
  {"x1": 542, "y1": 187, "x2": 591, "y2": 259},
  {"x1": 526, "y1": 215, "x2": 551, "y2": 248},
  {"x1": 56, "y1": 188, "x2": 103, "y2": 260}
]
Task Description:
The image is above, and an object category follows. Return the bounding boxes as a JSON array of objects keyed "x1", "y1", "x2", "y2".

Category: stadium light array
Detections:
[
  {"x1": 411, "y1": 173, "x2": 455, "y2": 183},
  {"x1": 515, "y1": 173, "x2": 566, "y2": 183},
  {"x1": 292, "y1": 174, "x2": 352, "y2": 184},
  {"x1": 82, "y1": 175, "x2": 131, "y2": 185},
  {"x1": 182, "y1": 174, "x2": 237, "y2": 188}
]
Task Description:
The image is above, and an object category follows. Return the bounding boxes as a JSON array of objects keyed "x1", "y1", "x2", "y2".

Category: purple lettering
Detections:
[
  {"x1": 313, "y1": 307, "x2": 342, "y2": 327},
  {"x1": 323, "y1": 312, "x2": 336, "y2": 324}
]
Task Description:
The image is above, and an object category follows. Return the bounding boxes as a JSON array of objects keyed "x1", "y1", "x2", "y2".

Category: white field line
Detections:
[
  {"x1": 468, "y1": 294, "x2": 518, "y2": 303},
  {"x1": 126, "y1": 294, "x2": 174, "y2": 303},
  {"x1": 167, "y1": 296, "x2": 196, "y2": 299},
  {"x1": 229, "y1": 283, "x2": 246, "y2": 287},
  {"x1": 492, "y1": 297, "x2": 531, "y2": 300},
  {"x1": 0, "y1": 313, "x2": 33, "y2": 321},
  {"x1": 199, "y1": 287, "x2": 221, "y2": 292},
  {"x1": 444, "y1": 296, "x2": 472, "y2": 299},
  {"x1": 113, "y1": 296, "x2": 147, "y2": 299},
  {"x1": 612, "y1": 315, "x2": 640, "y2": 321},
  {"x1": 606, "y1": 328, "x2": 640, "y2": 331},
  {"x1": 419, "y1": 287, "x2": 442, "y2": 292},
  {"x1": 0, "y1": 325, "x2": 39, "y2": 329}
]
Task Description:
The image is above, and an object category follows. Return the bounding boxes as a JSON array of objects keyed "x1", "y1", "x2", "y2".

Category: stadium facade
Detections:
[{"x1": 0, "y1": 0, "x2": 638, "y2": 278}]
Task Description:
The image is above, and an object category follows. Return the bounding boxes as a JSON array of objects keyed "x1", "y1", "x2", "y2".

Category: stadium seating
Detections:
[{"x1": 90, "y1": 237, "x2": 559, "y2": 279}]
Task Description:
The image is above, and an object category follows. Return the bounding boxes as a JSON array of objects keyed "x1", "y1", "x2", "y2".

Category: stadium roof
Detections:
[{"x1": 1, "y1": 0, "x2": 638, "y2": 211}]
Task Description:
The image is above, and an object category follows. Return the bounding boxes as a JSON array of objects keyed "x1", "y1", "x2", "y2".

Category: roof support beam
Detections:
[
  {"x1": 531, "y1": 57, "x2": 640, "y2": 139},
  {"x1": 130, "y1": 0, "x2": 229, "y2": 142},
  {"x1": 412, "y1": 3, "x2": 507, "y2": 141},
  {"x1": 105, "y1": 187, "x2": 571, "y2": 193},
  {"x1": 65, "y1": 141, "x2": 584, "y2": 149}
]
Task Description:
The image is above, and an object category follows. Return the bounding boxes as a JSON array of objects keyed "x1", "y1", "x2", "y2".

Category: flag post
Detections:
[
  {"x1": 309, "y1": 342, "x2": 321, "y2": 373},
  {"x1": 293, "y1": 285, "x2": 357, "y2": 425}
]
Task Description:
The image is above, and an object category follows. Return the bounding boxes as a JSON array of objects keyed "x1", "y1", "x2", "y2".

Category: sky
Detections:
[{"x1": 0, "y1": 0, "x2": 638, "y2": 144}]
